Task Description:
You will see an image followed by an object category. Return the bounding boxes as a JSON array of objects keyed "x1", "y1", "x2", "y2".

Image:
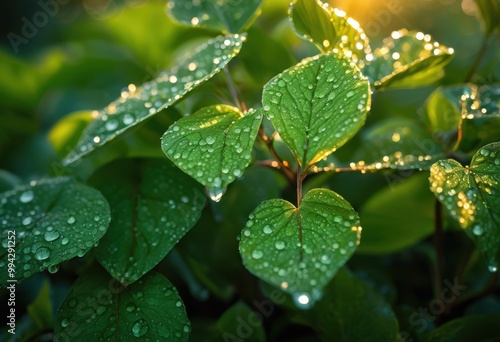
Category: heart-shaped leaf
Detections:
[
  {"x1": 55, "y1": 268, "x2": 190, "y2": 341},
  {"x1": 239, "y1": 188, "x2": 361, "y2": 308},
  {"x1": 88, "y1": 158, "x2": 206, "y2": 285},
  {"x1": 262, "y1": 53, "x2": 370, "y2": 168},
  {"x1": 162, "y1": 106, "x2": 263, "y2": 201},
  {"x1": 289, "y1": 0, "x2": 370, "y2": 63},
  {"x1": 363, "y1": 29, "x2": 454, "y2": 89},
  {"x1": 63, "y1": 34, "x2": 246, "y2": 165},
  {"x1": 0, "y1": 177, "x2": 110, "y2": 284},
  {"x1": 429, "y1": 142, "x2": 500, "y2": 272},
  {"x1": 167, "y1": 0, "x2": 264, "y2": 33}
]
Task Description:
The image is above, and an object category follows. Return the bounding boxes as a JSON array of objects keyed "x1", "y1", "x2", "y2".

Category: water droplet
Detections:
[
  {"x1": 96, "y1": 306, "x2": 106, "y2": 315},
  {"x1": 275, "y1": 241, "x2": 285, "y2": 250},
  {"x1": 488, "y1": 265, "x2": 498, "y2": 273},
  {"x1": 346, "y1": 91, "x2": 355, "y2": 98},
  {"x1": 48, "y1": 265, "x2": 59, "y2": 274},
  {"x1": 126, "y1": 304, "x2": 136, "y2": 312},
  {"x1": 20, "y1": 191, "x2": 34, "y2": 203},
  {"x1": 67, "y1": 216, "x2": 76, "y2": 224},
  {"x1": 263, "y1": 225, "x2": 272, "y2": 234},
  {"x1": 132, "y1": 319, "x2": 148, "y2": 337},
  {"x1": 44, "y1": 230, "x2": 60, "y2": 242},
  {"x1": 472, "y1": 225, "x2": 483, "y2": 236},
  {"x1": 205, "y1": 136, "x2": 216, "y2": 145},
  {"x1": 123, "y1": 114, "x2": 134, "y2": 125},
  {"x1": 105, "y1": 120, "x2": 118, "y2": 131},
  {"x1": 22, "y1": 217, "x2": 32, "y2": 226},
  {"x1": 61, "y1": 318, "x2": 69, "y2": 328},
  {"x1": 35, "y1": 247, "x2": 51, "y2": 261},
  {"x1": 209, "y1": 187, "x2": 226, "y2": 202},
  {"x1": 252, "y1": 250, "x2": 263, "y2": 259},
  {"x1": 175, "y1": 300, "x2": 182, "y2": 307},
  {"x1": 61, "y1": 237, "x2": 69, "y2": 245}
]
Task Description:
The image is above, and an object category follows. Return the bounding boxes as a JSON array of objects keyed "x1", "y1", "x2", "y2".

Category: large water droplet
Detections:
[
  {"x1": 263, "y1": 225, "x2": 272, "y2": 234},
  {"x1": 132, "y1": 319, "x2": 148, "y2": 337},
  {"x1": 20, "y1": 191, "x2": 34, "y2": 203},
  {"x1": 44, "y1": 230, "x2": 60, "y2": 242},
  {"x1": 35, "y1": 247, "x2": 51, "y2": 261},
  {"x1": 275, "y1": 241, "x2": 286, "y2": 250},
  {"x1": 208, "y1": 187, "x2": 226, "y2": 202}
]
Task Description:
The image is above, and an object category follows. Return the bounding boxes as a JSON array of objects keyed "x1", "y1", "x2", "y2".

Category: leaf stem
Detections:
[
  {"x1": 433, "y1": 200, "x2": 444, "y2": 299},
  {"x1": 258, "y1": 128, "x2": 295, "y2": 184},
  {"x1": 465, "y1": 34, "x2": 490, "y2": 82},
  {"x1": 297, "y1": 165, "x2": 303, "y2": 207}
]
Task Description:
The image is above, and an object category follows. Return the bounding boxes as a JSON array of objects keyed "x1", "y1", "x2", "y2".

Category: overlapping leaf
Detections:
[
  {"x1": 240, "y1": 188, "x2": 361, "y2": 308},
  {"x1": 429, "y1": 142, "x2": 500, "y2": 272},
  {"x1": 63, "y1": 34, "x2": 246, "y2": 165},
  {"x1": 167, "y1": 0, "x2": 264, "y2": 33},
  {"x1": 290, "y1": 0, "x2": 370, "y2": 63},
  {"x1": 262, "y1": 53, "x2": 370, "y2": 168},
  {"x1": 162, "y1": 106, "x2": 263, "y2": 201},
  {"x1": 55, "y1": 269, "x2": 190, "y2": 341},
  {"x1": 88, "y1": 158, "x2": 206, "y2": 285},
  {"x1": 363, "y1": 29, "x2": 454, "y2": 89},
  {"x1": 0, "y1": 177, "x2": 111, "y2": 284}
]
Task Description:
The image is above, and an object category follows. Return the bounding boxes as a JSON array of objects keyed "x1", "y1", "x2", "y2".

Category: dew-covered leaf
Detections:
[
  {"x1": 429, "y1": 142, "x2": 500, "y2": 272},
  {"x1": 359, "y1": 174, "x2": 436, "y2": 254},
  {"x1": 289, "y1": 0, "x2": 370, "y2": 64},
  {"x1": 63, "y1": 34, "x2": 246, "y2": 165},
  {"x1": 425, "y1": 314, "x2": 500, "y2": 342},
  {"x1": 363, "y1": 29, "x2": 454, "y2": 89},
  {"x1": 262, "y1": 54, "x2": 370, "y2": 168},
  {"x1": 474, "y1": 0, "x2": 500, "y2": 34},
  {"x1": 351, "y1": 118, "x2": 444, "y2": 171},
  {"x1": 88, "y1": 158, "x2": 206, "y2": 285},
  {"x1": 290, "y1": 268, "x2": 399, "y2": 341},
  {"x1": 162, "y1": 106, "x2": 263, "y2": 201},
  {"x1": 239, "y1": 188, "x2": 361, "y2": 308},
  {"x1": 0, "y1": 177, "x2": 110, "y2": 285},
  {"x1": 54, "y1": 268, "x2": 190, "y2": 341},
  {"x1": 167, "y1": 0, "x2": 264, "y2": 33}
]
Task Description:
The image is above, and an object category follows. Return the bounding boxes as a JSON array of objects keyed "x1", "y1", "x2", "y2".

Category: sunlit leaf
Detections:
[
  {"x1": 63, "y1": 34, "x2": 246, "y2": 165},
  {"x1": 88, "y1": 158, "x2": 205, "y2": 285},
  {"x1": 167, "y1": 0, "x2": 264, "y2": 33},
  {"x1": 429, "y1": 142, "x2": 500, "y2": 272},
  {"x1": 0, "y1": 177, "x2": 111, "y2": 284},
  {"x1": 363, "y1": 29, "x2": 454, "y2": 89},
  {"x1": 289, "y1": 0, "x2": 370, "y2": 64},
  {"x1": 162, "y1": 106, "x2": 263, "y2": 201},
  {"x1": 240, "y1": 188, "x2": 361, "y2": 308},
  {"x1": 262, "y1": 54, "x2": 370, "y2": 168},
  {"x1": 55, "y1": 269, "x2": 190, "y2": 341},
  {"x1": 359, "y1": 174, "x2": 436, "y2": 254}
]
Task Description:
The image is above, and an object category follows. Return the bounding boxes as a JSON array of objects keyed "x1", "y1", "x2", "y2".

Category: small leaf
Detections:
[
  {"x1": 429, "y1": 142, "x2": 500, "y2": 272},
  {"x1": 262, "y1": 53, "x2": 370, "y2": 168},
  {"x1": 167, "y1": 0, "x2": 264, "y2": 33},
  {"x1": 352, "y1": 118, "x2": 445, "y2": 171},
  {"x1": 63, "y1": 34, "x2": 246, "y2": 165},
  {"x1": 290, "y1": 268, "x2": 399, "y2": 341},
  {"x1": 240, "y1": 188, "x2": 361, "y2": 308},
  {"x1": 88, "y1": 158, "x2": 206, "y2": 285},
  {"x1": 162, "y1": 106, "x2": 263, "y2": 201},
  {"x1": 289, "y1": 0, "x2": 370, "y2": 64},
  {"x1": 0, "y1": 177, "x2": 110, "y2": 284},
  {"x1": 425, "y1": 314, "x2": 500, "y2": 342},
  {"x1": 363, "y1": 29, "x2": 454, "y2": 89},
  {"x1": 474, "y1": 0, "x2": 500, "y2": 34},
  {"x1": 359, "y1": 174, "x2": 436, "y2": 254},
  {"x1": 54, "y1": 268, "x2": 190, "y2": 341}
]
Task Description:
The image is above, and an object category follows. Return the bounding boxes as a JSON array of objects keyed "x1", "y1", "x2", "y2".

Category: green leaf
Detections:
[
  {"x1": 212, "y1": 302, "x2": 266, "y2": 342},
  {"x1": 291, "y1": 268, "x2": 399, "y2": 341},
  {"x1": 48, "y1": 111, "x2": 94, "y2": 158},
  {"x1": 167, "y1": 0, "x2": 264, "y2": 33},
  {"x1": 88, "y1": 158, "x2": 206, "y2": 285},
  {"x1": 425, "y1": 314, "x2": 500, "y2": 342},
  {"x1": 359, "y1": 174, "x2": 436, "y2": 254},
  {"x1": 63, "y1": 34, "x2": 246, "y2": 165},
  {"x1": 0, "y1": 170, "x2": 22, "y2": 193},
  {"x1": 474, "y1": 0, "x2": 500, "y2": 34},
  {"x1": 352, "y1": 118, "x2": 445, "y2": 171},
  {"x1": 262, "y1": 54, "x2": 370, "y2": 168},
  {"x1": 240, "y1": 188, "x2": 361, "y2": 308},
  {"x1": 429, "y1": 142, "x2": 500, "y2": 272},
  {"x1": 363, "y1": 29, "x2": 454, "y2": 89},
  {"x1": 162, "y1": 106, "x2": 263, "y2": 201},
  {"x1": 54, "y1": 268, "x2": 190, "y2": 341},
  {"x1": 27, "y1": 280, "x2": 53, "y2": 330},
  {"x1": 0, "y1": 177, "x2": 111, "y2": 284},
  {"x1": 289, "y1": 0, "x2": 370, "y2": 63}
]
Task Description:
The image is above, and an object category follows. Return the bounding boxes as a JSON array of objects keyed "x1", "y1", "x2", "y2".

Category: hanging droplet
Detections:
[{"x1": 208, "y1": 187, "x2": 226, "y2": 202}]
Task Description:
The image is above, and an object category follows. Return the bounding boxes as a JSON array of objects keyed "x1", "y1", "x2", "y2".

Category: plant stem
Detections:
[
  {"x1": 433, "y1": 200, "x2": 444, "y2": 299},
  {"x1": 258, "y1": 128, "x2": 295, "y2": 184},
  {"x1": 465, "y1": 34, "x2": 490, "y2": 82},
  {"x1": 297, "y1": 165, "x2": 303, "y2": 207}
]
